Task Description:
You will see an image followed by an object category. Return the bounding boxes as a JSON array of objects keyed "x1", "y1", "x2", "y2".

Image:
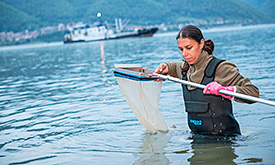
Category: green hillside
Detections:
[
  {"x1": 0, "y1": 0, "x2": 273, "y2": 32},
  {"x1": 240, "y1": 0, "x2": 275, "y2": 21},
  {"x1": 0, "y1": 1, "x2": 39, "y2": 31}
]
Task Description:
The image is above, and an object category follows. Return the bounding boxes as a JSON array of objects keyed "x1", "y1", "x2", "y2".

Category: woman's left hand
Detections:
[{"x1": 203, "y1": 82, "x2": 235, "y2": 100}]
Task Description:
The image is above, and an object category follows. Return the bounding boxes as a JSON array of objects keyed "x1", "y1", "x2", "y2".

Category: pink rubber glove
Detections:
[{"x1": 203, "y1": 82, "x2": 235, "y2": 100}]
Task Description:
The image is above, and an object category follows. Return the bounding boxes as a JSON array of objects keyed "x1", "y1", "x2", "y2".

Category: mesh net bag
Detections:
[{"x1": 114, "y1": 64, "x2": 168, "y2": 133}]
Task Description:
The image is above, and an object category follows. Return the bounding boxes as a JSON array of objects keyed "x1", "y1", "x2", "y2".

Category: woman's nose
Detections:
[{"x1": 181, "y1": 49, "x2": 187, "y2": 57}]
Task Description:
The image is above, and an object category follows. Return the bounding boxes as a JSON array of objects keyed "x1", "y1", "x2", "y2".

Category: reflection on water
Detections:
[
  {"x1": 100, "y1": 43, "x2": 112, "y2": 103},
  {"x1": 133, "y1": 132, "x2": 171, "y2": 165},
  {"x1": 101, "y1": 43, "x2": 107, "y2": 83},
  {"x1": 187, "y1": 135, "x2": 238, "y2": 165},
  {"x1": 133, "y1": 133, "x2": 247, "y2": 165}
]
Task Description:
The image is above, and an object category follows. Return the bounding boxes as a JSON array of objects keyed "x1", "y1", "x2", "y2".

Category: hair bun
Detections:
[{"x1": 203, "y1": 39, "x2": 214, "y2": 55}]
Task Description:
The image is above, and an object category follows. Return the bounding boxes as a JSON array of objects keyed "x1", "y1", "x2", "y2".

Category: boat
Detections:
[
  {"x1": 64, "y1": 17, "x2": 158, "y2": 43},
  {"x1": 114, "y1": 64, "x2": 168, "y2": 133}
]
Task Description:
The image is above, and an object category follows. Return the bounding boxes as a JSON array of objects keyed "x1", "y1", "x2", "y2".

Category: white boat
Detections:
[{"x1": 64, "y1": 18, "x2": 158, "y2": 43}]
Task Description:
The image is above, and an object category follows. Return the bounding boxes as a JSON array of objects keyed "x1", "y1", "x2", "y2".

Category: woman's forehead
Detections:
[{"x1": 177, "y1": 38, "x2": 198, "y2": 46}]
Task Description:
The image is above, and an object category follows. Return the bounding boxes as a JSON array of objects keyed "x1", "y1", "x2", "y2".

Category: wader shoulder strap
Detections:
[
  {"x1": 182, "y1": 70, "x2": 187, "y2": 80},
  {"x1": 201, "y1": 58, "x2": 225, "y2": 85}
]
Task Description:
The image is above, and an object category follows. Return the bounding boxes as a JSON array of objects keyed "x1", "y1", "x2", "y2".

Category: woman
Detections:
[{"x1": 155, "y1": 25, "x2": 259, "y2": 136}]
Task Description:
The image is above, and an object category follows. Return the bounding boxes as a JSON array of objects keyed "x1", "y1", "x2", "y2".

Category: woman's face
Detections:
[{"x1": 177, "y1": 38, "x2": 204, "y2": 65}]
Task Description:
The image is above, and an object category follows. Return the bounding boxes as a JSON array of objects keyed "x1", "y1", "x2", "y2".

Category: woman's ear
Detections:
[{"x1": 200, "y1": 39, "x2": 205, "y2": 50}]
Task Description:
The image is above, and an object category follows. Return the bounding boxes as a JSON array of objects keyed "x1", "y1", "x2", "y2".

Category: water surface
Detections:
[{"x1": 0, "y1": 24, "x2": 275, "y2": 164}]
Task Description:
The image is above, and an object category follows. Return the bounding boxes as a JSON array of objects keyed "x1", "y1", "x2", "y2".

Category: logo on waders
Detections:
[{"x1": 190, "y1": 119, "x2": 202, "y2": 126}]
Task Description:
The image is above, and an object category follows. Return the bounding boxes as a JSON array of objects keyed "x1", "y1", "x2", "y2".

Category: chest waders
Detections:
[{"x1": 182, "y1": 58, "x2": 241, "y2": 135}]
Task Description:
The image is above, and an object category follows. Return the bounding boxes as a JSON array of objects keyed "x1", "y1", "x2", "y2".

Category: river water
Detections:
[{"x1": 0, "y1": 24, "x2": 275, "y2": 164}]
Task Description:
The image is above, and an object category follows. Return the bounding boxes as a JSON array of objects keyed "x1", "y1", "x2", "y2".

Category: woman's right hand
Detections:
[
  {"x1": 154, "y1": 63, "x2": 169, "y2": 74},
  {"x1": 154, "y1": 63, "x2": 169, "y2": 82}
]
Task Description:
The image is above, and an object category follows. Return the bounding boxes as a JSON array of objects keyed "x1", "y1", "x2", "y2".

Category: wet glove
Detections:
[{"x1": 203, "y1": 82, "x2": 235, "y2": 100}]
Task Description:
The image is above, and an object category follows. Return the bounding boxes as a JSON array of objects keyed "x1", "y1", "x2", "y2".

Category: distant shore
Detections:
[
  {"x1": 155, "y1": 23, "x2": 275, "y2": 37},
  {"x1": 1, "y1": 23, "x2": 274, "y2": 51}
]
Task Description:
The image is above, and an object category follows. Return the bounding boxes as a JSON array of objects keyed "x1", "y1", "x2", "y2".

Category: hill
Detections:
[
  {"x1": 0, "y1": 1, "x2": 39, "y2": 32},
  {"x1": 240, "y1": 0, "x2": 275, "y2": 21},
  {"x1": 0, "y1": 0, "x2": 274, "y2": 32}
]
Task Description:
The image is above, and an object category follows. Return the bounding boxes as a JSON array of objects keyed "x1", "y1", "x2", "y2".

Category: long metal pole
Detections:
[{"x1": 152, "y1": 73, "x2": 275, "y2": 107}]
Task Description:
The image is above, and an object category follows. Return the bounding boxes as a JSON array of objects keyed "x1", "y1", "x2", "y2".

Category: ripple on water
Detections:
[{"x1": 0, "y1": 24, "x2": 275, "y2": 164}]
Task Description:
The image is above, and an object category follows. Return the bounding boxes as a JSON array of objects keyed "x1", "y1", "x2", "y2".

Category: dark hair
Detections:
[{"x1": 176, "y1": 25, "x2": 214, "y2": 55}]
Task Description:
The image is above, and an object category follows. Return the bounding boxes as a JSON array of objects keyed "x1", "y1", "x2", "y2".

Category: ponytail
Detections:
[{"x1": 203, "y1": 39, "x2": 214, "y2": 55}]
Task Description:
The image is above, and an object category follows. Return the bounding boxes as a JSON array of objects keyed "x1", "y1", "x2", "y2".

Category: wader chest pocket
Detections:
[{"x1": 185, "y1": 101, "x2": 210, "y2": 113}]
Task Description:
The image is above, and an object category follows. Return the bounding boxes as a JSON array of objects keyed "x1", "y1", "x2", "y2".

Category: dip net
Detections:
[{"x1": 114, "y1": 64, "x2": 168, "y2": 133}]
